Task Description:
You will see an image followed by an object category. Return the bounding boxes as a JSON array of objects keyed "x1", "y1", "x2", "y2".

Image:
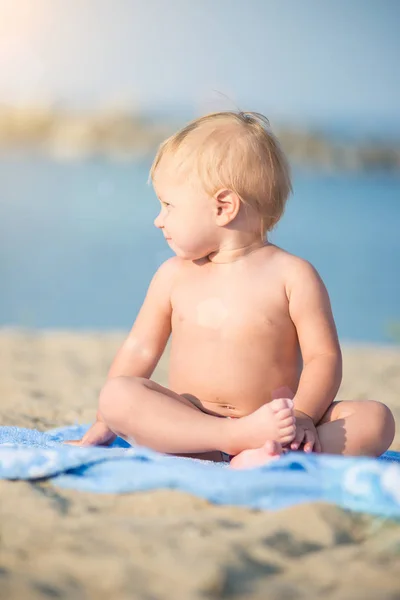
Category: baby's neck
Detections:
[{"x1": 206, "y1": 238, "x2": 269, "y2": 264}]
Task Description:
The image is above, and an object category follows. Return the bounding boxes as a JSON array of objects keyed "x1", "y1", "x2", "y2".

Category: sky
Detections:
[{"x1": 0, "y1": 0, "x2": 399, "y2": 129}]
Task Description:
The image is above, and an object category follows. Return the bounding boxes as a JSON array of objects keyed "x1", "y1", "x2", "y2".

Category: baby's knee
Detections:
[
  {"x1": 364, "y1": 400, "x2": 396, "y2": 450},
  {"x1": 98, "y1": 376, "x2": 144, "y2": 423}
]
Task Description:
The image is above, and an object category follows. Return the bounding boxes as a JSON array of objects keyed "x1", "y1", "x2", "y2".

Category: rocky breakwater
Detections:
[{"x1": 0, "y1": 105, "x2": 399, "y2": 171}]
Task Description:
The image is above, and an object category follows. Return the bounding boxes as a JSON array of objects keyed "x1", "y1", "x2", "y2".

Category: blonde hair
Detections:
[{"x1": 150, "y1": 111, "x2": 292, "y2": 237}]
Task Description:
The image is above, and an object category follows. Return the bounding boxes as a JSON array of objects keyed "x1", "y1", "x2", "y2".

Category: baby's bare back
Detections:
[{"x1": 168, "y1": 247, "x2": 301, "y2": 417}]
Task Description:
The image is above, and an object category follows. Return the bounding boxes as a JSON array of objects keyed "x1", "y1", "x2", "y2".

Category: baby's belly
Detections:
[{"x1": 167, "y1": 340, "x2": 301, "y2": 418}]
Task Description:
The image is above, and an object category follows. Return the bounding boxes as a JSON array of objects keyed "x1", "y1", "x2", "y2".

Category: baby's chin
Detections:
[{"x1": 169, "y1": 242, "x2": 212, "y2": 262}]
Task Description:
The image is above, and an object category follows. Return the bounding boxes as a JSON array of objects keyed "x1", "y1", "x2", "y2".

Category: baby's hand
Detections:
[
  {"x1": 64, "y1": 439, "x2": 86, "y2": 446},
  {"x1": 290, "y1": 410, "x2": 322, "y2": 453},
  {"x1": 63, "y1": 421, "x2": 116, "y2": 447}
]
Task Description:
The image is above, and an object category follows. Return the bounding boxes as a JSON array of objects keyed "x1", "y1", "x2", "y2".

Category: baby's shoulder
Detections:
[
  {"x1": 267, "y1": 245, "x2": 312, "y2": 269},
  {"x1": 267, "y1": 246, "x2": 321, "y2": 283},
  {"x1": 157, "y1": 256, "x2": 186, "y2": 277},
  {"x1": 151, "y1": 256, "x2": 186, "y2": 293}
]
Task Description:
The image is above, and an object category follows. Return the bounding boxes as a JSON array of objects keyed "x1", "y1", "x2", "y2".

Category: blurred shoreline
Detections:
[{"x1": 0, "y1": 105, "x2": 399, "y2": 171}]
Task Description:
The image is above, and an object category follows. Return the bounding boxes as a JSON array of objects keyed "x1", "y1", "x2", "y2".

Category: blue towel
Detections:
[{"x1": 1, "y1": 424, "x2": 399, "y2": 517}]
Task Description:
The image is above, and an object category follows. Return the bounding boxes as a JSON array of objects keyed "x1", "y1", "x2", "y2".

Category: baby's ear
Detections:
[{"x1": 214, "y1": 189, "x2": 241, "y2": 226}]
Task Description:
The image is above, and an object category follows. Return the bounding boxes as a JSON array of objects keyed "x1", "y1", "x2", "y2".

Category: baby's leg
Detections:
[
  {"x1": 98, "y1": 376, "x2": 228, "y2": 454},
  {"x1": 98, "y1": 377, "x2": 295, "y2": 455},
  {"x1": 316, "y1": 400, "x2": 395, "y2": 456}
]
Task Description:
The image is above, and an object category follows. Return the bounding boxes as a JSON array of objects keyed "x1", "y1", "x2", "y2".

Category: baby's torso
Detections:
[{"x1": 167, "y1": 247, "x2": 302, "y2": 417}]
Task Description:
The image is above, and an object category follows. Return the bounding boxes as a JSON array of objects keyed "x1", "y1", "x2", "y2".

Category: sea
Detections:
[{"x1": 1, "y1": 156, "x2": 399, "y2": 343}]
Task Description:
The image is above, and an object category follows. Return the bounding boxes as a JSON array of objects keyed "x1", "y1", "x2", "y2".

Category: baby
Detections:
[{"x1": 66, "y1": 111, "x2": 395, "y2": 468}]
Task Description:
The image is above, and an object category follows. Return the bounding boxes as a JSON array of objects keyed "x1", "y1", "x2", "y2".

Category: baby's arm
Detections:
[
  {"x1": 287, "y1": 259, "x2": 342, "y2": 424},
  {"x1": 67, "y1": 257, "x2": 181, "y2": 446}
]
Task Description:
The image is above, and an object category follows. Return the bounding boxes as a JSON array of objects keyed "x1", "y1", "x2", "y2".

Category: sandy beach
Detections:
[{"x1": 0, "y1": 329, "x2": 399, "y2": 600}]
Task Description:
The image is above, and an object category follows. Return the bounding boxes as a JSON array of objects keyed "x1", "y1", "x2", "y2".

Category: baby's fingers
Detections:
[
  {"x1": 314, "y1": 434, "x2": 322, "y2": 453},
  {"x1": 303, "y1": 430, "x2": 316, "y2": 453},
  {"x1": 290, "y1": 428, "x2": 305, "y2": 450}
]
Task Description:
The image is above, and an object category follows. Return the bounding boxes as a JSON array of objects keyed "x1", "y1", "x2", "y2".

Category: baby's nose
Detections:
[{"x1": 154, "y1": 212, "x2": 163, "y2": 229}]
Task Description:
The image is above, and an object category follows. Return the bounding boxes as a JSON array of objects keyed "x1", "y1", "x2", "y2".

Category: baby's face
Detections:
[{"x1": 153, "y1": 170, "x2": 219, "y2": 260}]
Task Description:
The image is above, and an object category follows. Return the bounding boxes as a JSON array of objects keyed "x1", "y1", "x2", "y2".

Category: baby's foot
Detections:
[
  {"x1": 230, "y1": 440, "x2": 283, "y2": 470},
  {"x1": 230, "y1": 398, "x2": 296, "y2": 454}
]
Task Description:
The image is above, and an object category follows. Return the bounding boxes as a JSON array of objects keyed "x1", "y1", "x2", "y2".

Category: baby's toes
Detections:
[
  {"x1": 280, "y1": 414, "x2": 295, "y2": 428},
  {"x1": 279, "y1": 428, "x2": 296, "y2": 444},
  {"x1": 278, "y1": 418, "x2": 296, "y2": 443},
  {"x1": 276, "y1": 408, "x2": 294, "y2": 422},
  {"x1": 270, "y1": 397, "x2": 294, "y2": 414},
  {"x1": 268, "y1": 399, "x2": 295, "y2": 443}
]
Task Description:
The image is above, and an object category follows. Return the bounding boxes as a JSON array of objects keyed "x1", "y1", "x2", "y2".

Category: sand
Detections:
[{"x1": 0, "y1": 329, "x2": 399, "y2": 600}]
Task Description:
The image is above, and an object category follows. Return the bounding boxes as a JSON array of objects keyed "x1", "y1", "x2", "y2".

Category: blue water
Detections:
[{"x1": 1, "y1": 157, "x2": 399, "y2": 343}]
